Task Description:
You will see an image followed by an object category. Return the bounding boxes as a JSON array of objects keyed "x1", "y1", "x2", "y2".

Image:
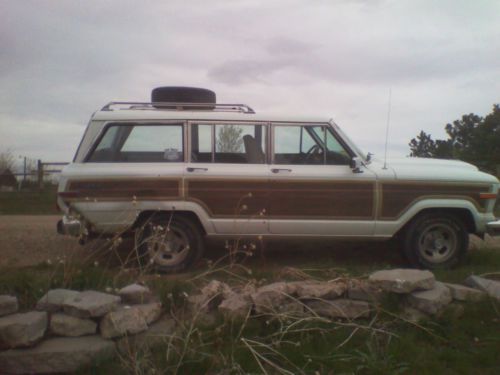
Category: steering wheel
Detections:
[{"x1": 304, "y1": 144, "x2": 322, "y2": 163}]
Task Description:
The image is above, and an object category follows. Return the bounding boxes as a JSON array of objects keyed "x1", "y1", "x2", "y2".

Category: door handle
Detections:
[
  {"x1": 271, "y1": 168, "x2": 292, "y2": 173},
  {"x1": 186, "y1": 167, "x2": 208, "y2": 172}
]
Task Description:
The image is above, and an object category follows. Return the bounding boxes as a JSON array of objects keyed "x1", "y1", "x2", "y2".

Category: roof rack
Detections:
[{"x1": 101, "y1": 102, "x2": 255, "y2": 114}]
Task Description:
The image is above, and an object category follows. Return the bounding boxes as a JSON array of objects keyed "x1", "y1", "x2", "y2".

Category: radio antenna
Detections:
[{"x1": 383, "y1": 88, "x2": 392, "y2": 170}]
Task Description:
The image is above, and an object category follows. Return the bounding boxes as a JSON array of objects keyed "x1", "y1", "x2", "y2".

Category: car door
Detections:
[
  {"x1": 268, "y1": 123, "x2": 376, "y2": 237},
  {"x1": 184, "y1": 121, "x2": 270, "y2": 235}
]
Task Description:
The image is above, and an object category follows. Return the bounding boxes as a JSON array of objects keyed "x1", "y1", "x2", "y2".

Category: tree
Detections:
[
  {"x1": 216, "y1": 125, "x2": 244, "y2": 153},
  {"x1": 0, "y1": 149, "x2": 15, "y2": 171},
  {"x1": 409, "y1": 105, "x2": 500, "y2": 174}
]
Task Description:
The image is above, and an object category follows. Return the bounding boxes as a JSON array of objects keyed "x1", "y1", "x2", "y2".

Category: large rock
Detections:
[
  {"x1": 201, "y1": 280, "x2": 233, "y2": 299},
  {"x1": 443, "y1": 282, "x2": 486, "y2": 302},
  {"x1": 187, "y1": 281, "x2": 233, "y2": 314},
  {"x1": 0, "y1": 295, "x2": 18, "y2": 317},
  {"x1": 50, "y1": 313, "x2": 97, "y2": 337},
  {"x1": 291, "y1": 281, "x2": 346, "y2": 299},
  {"x1": 306, "y1": 299, "x2": 370, "y2": 319},
  {"x1": 116, "y1": 316, "x2": 176, "y2": 355},
  {"x1": 36, "y1": 289, "x2": 81, "y2": 313},
  {"x1": 118, "y1": 283, "x2": 152, "y2": 305},
  {"x1": 369, "y1": 269, "x2": 435, "y2": 293},
  {"x1": 99, "y1": 303, "x2": 161, "y2": 339},
  {"x1": 218, "y1": 293, "x2": 253, "y2": 319},
  {"x1": 0, "y1": 335, "x2": 115, "y2": 374},
  {"x1": 407, "y1": 282, "x2": 452, "y2": 315},
  {"x1": 0, "y1": 311, "x2": 47, "y2": 349},
  {"x1": 464, "y1": 275, "x2": 500, "y2": 301},
  {"x1": 347, "y1": 280, "x2": 385, "y2": 302},
  {"x1": 63, "y1": 290, "x2": 121, "y2": 318},
  {"x1": 251, "y1": 282, "x2": 297, "y2": 314}
]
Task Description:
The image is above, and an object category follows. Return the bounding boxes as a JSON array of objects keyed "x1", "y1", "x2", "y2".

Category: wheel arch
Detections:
[{"x1": 131, "y1": 210, "x2": 208, "y2": 236}]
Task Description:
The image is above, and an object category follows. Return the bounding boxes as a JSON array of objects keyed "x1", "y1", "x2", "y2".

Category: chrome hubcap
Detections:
[
  {"x1": 418, "y1": 223, "x2": 457, "y2": 263},
  {"x1": 146, "y1": 225, "x2": 190, "y2": 267}
]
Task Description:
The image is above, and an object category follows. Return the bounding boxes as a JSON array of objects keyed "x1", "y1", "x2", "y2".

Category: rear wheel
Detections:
[
  {"x1": 403, "y1": 213, "x2": 468, "y2": 269},
  {"x1": 136, "y1": 215, "x2": 204, "y2": 273}
]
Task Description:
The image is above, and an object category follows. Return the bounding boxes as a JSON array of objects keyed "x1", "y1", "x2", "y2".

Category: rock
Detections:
[
  {"x1": 407, "y1": 282, "x2": 452, "y2": 315},
  {"x1": 306, "y1": 299, "x2": 370, "y2": 319},
  {"x1": 63, "y1": 290, "x2": 121, "y2": 318},
  {"x1": 0, "y1": 335, "x2": 115, "y2": 374},
  {"x1": 118, "y1": 283, "x2": 152, "y2": 304},
  {"x1": 401, "y1": 306, "x2": 428, "y2": 323},
  {"x1": 201, "y1": 280, "x2": 233, "y2": 299},
  {"x1": 291, "y1": 281, "x2": 346, "y2": 299},
  {"x1": 251, "y1": 282, "x2": 297, "y2": 314},
  {"x1": 187, "y1": 281, "x2": 233, "y2": 314},
  {"x1": 50, "y1": 313, "x2": 96, "y2": 337},
  {"x1": 99, "y1": 303, "x2": 161, "y2": 339},
  {"x1": 0, "y1": 311, "x2": 47, "y2": 349},
  {"x1": 443, "y1": 282, "x2": 486, "y2": 301},
  {"x1": 36, "y1": 289, "x2": 81, "y2": 313},
  {"x1": 116, "y1": 316, "x2": 176, "y2": 355},
  {"x1": 369, "y1": 269, "x2": 435, "y2": 293},
  {"x1": 464, "y1": 275, "x2": 500, "y2": 301},
  {"x1": 186, "y1": 294, "x2": 212, "y2": 313},
  {"x1": 347, "y1": 280, "x2": 385, "y2": 302},
  {"x1": 0, "y1": 295, "x2": 18, "y2": 317},
  {"x1": 218, "y1": 293, "x2": 252, "y2": 319}
]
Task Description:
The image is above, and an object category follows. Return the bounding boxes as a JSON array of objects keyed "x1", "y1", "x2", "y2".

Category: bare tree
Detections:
[{"x1": 0, "y1": 149, "x2": 15, "y2": 171}]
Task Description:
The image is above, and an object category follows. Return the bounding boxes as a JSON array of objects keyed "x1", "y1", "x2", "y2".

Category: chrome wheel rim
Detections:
[
  {"x1": 146, "y1": 224, "x2": 190, "y2": 267},
  {"x1": 417, "y1": 223, "x2": 457, "y2": 263}
]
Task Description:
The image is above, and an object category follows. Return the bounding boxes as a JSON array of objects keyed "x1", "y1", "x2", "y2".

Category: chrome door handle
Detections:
[
  {"x1": 271, "y1": 168, "x2": 292, "y2": 173},
  {"x1": 186, "y1": 167, "x2": 208, "y2": 172}
]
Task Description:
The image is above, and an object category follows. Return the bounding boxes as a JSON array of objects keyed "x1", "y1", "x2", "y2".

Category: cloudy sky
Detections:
[{"x1": 1, "y1": 0, "x2": 499, "y2": 167}]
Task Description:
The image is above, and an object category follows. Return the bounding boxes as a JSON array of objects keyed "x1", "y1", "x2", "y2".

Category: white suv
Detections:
[{"x1": 57, "y1": 87, "x2": 500, "y2": 272}]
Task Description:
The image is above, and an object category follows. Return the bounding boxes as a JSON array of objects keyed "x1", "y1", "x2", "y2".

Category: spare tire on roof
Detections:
[{"x1": 151, "y1": 87, "x2": 216, "y2": 109}]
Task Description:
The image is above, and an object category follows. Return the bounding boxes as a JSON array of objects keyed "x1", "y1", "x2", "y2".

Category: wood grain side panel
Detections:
[
  {"x1": 186, "y1": 180, "x2": 268, "y2": 216},
  {"x1": 67, "y1": 179, "x2": 181, "y2": 199},
  {"x1": 269, "y1": 181, "x2": 374, "y2": 219},
  {"x1": 381, "y1": 183, "x2": 488, "y2": 219}
]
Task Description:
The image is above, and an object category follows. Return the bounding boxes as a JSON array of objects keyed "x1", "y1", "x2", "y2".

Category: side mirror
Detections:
[{"x1": 350, "y1": 157, "x2": 363, "y2": 173}]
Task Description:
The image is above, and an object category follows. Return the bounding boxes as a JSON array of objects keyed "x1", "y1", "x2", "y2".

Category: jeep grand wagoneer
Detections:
[{"x1": 57, "y1": 87, "x2": 500, "y2": 272}]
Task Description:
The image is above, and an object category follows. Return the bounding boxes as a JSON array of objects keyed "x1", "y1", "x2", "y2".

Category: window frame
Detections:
[
  {"x1": 271, "y1": 122, "x2": 355, "y2": 165},
  {"x1": 84, "y1": 121, "x2": 187, "y2": 163}
]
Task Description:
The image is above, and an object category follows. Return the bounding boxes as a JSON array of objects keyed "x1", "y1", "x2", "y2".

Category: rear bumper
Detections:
[
  {"x1": 57, "y1": 215, "x2": 83, "y2": 237},
  {"x1": 486, "y1": 219, "x2": 500, "y2": 237}
]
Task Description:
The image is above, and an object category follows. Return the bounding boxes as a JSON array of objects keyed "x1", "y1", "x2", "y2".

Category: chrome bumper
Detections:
[
  {"x1": 486, "y1": 219, "x2": 500, "y2": 237},
  {"x1": 57, "y1": 215, "x2": 83, "y2": 237}
]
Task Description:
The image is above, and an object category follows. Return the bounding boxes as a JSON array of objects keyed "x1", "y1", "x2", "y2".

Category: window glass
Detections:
[
  {"x1": 191, "y1": 124, "x2": 213, "y2": 163},
  {"x1": 87, "y1": 123, "x2": 183, "y2": 162}
]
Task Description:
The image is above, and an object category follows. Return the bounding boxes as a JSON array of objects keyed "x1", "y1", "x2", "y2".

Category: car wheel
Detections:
[
  {"x1": 403, "y1": 213, "x2": 468, "y2": 269},
  {"x1": 136, "y1": 215, "x2": 204, "y2": 273}
]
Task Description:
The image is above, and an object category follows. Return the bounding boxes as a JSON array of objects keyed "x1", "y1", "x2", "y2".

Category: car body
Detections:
[{"x1": 57, "y1": 88, "x2": 500, "y2": 271}]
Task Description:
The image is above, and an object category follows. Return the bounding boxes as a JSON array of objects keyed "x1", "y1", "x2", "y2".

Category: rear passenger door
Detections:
[
  {"x1": 185, "y1": 122, "x2": 270, "y2": 235},
  {"x1": 269, "y1": 123, "x2": 376, "y2": 236}
]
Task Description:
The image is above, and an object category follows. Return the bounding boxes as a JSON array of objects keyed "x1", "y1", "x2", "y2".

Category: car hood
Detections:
[{"x1": 370, "y1": 157, "x2": 499, "y2": 184}]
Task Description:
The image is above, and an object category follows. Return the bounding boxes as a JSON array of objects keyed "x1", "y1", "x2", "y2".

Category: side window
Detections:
[
  {"x1": 87, "y1": 123, "x2": 184, "y2": 162},
  {"x1": 273, "y1": 124, "x2": 350, "y2": 165},
  {"x1": 191, "y1": 123, "x2": 266, "y2": 164}
]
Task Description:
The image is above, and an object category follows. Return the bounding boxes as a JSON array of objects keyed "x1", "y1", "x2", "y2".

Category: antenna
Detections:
[{"x1": 383, "y1": 88, "x2": 392, "y2": 170}]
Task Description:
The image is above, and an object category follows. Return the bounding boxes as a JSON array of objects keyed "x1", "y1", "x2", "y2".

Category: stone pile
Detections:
[{"x1": 0, "y1": 283, "x2": 165, "y2": 374}]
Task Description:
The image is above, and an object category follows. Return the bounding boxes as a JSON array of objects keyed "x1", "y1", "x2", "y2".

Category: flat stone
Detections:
[
  {"x1": 408, "y1": 282, "x2": 452, "y2": 315},
  {"x1": 369, "y1": 269, "x2": 435, "y2": 293},
  {"x1": 201, "y1": 280, "x2": 233, "y2": 299},
  {"x1": 116, "y1": 316, "x2": 176, "y2": 355},
  {"x1": 0, "y1": 295, "x2": 18, "y2": 317},
  {"x1": 347, "y1": 280, "x2": 385, "y2": 302},
  {"x1": 443, "y1": 282, "x2": 486, "y2": 301},
  {"x1": 50, "y1": 313, "x2": 97, "y2": 337},
  {"x1": 100, "y1": 304, "x2": 161, "y2": 339},
  {"x1": 291, "y1": 281, "x2": 347, "y2": 299},
  {"x1": 63, "y1": 290, "x2": 121, "y2": 318},
  {"x1": 306, "y1": 299, "x2": 370, "y2": 319},
  {"x1": 0, "y1": 335, "x2": 115, "y2": 374},
  {"x1": 464, "y1": 275, "x2": 500, "y2": 301},
  {"x1": 0, "y1": 311, "x2": 47, "y2": 349},
  {"x1": 218, "y1": 293, "x2": 253, "y2": 319},
  {"x1": 251, "y1": 282, "x2": 297, "y2": 314},
  {"x1": 36, "y1": 289, "x2": 81, "y2": 313},
  {"x1": 118, "y1": 283, "x2": 153, "y2": 305}
]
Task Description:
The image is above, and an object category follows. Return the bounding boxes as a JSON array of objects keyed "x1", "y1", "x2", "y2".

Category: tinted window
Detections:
[{"x1": 87, "y1": 123, "x2": 184, "y2": 162}]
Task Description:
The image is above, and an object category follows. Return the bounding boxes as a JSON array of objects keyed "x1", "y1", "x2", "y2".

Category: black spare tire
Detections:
[{"x1": 151, "y1": 87, "x2": 216, "y2": 109}]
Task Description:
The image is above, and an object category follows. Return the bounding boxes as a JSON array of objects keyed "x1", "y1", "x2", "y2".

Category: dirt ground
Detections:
[{"x1": 0, "y1": 215, "x2": 499, "y2": 268}]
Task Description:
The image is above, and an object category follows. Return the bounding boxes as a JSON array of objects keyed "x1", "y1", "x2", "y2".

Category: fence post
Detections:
[{"x1": 37, "y1": 159, "x2": 43, "y2": 190}]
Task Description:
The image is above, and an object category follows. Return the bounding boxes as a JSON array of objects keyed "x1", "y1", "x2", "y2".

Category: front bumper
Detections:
[
  {"x1": 486, "y1": 219, "x2": 500, "y2": 237},
  {"x1": 57, "y1": 215, "x2": 83, "y2": 237}
]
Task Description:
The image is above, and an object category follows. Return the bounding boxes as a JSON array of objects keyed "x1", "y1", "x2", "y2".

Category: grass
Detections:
[
  {"x1": 1, "y1": 243, "x2": 499, "y2": 374},
  {"x1": 0, "y1": 186, "x2": 58, "y2": 215}
]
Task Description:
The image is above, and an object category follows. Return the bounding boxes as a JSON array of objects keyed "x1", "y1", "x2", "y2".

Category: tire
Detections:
[
  {"x1": 151, "y1": 87, "x2": 216, "y2": 109},
  {"x1": 403, "y1": 213, "x2": 468, "y2": 269},
  {"x1": 136, "y1": 215, "x2": 205, "y2": 273}
]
